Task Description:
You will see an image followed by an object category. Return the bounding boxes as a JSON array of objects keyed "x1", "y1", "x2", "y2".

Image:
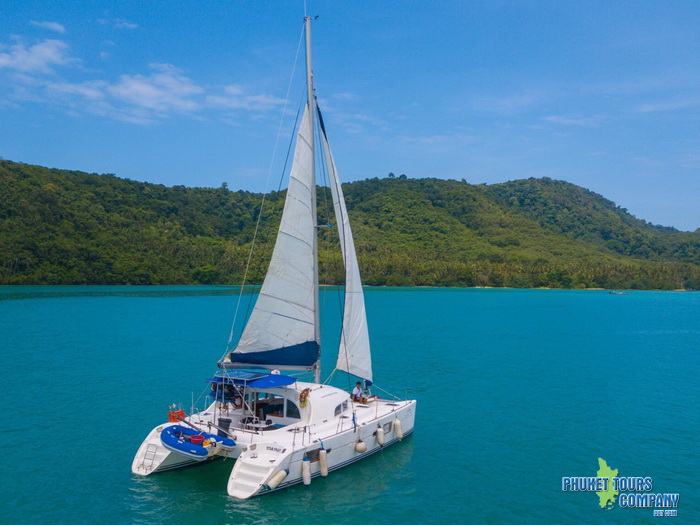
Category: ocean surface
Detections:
[{"x1": 1, "y1": 286, "x2": 697, "y2": 524}]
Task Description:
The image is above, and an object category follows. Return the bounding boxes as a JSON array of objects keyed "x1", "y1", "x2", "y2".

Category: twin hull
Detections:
[{"x1": 132, "y1": 383, "x2": 416, "y2": 499}]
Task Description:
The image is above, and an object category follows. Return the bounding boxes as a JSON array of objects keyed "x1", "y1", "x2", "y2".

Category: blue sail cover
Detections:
[{"x1": 229, "y1": 341, "x2": 319, "y2": 367}]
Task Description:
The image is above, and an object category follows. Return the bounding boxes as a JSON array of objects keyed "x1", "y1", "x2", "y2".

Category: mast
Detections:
[{"x1": 305, "y1": 16, "x2": 321, "y2": 383}]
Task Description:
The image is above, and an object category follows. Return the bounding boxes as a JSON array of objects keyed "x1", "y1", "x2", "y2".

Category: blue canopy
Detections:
[
  {"x1": 248, "y1": 375, "x2": 297, "y2": 388},
  {"x1": 208, "y1": 371, "x2": 296, "y2": 389}
]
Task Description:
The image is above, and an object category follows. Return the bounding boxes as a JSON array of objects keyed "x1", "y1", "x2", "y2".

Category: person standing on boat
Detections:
[{"x1": 352, "y1": 381, "x2": 363, "y2": 402}]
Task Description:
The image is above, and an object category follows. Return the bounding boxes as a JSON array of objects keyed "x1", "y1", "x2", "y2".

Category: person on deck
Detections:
[{"x1": 351, "y1": 381, "x2": 363, "y2": 402}]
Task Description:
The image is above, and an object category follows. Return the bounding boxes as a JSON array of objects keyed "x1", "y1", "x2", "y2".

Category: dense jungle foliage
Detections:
[{"x1": 1, "y1": 160, "x2": 699, "y2": 289}]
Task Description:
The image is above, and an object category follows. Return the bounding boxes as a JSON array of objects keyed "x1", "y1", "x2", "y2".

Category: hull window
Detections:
[{"x1": 286, "y1": 399, "x2": 301, "y2": 419}]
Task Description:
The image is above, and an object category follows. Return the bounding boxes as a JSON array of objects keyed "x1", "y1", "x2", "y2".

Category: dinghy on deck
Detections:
[{"x1": 160, "y1": 425, "x2": 235, "y2": 461}]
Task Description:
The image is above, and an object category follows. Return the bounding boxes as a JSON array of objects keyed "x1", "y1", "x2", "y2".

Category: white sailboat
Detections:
[{"x1": 131, "y1": 17, "x2": 416, "y2": 499}]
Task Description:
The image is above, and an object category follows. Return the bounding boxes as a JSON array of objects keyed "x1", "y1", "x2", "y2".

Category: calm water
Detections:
[{"x1": 1, "y1": 286, "x2": 697, "y2": 523}]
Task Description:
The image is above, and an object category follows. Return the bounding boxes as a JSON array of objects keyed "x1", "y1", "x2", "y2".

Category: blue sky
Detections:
[{"x1": 2, "y1": 1, "x2": 699, "y2": 231}]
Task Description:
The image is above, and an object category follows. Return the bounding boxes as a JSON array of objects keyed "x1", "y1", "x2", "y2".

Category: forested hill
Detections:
[{"x1": 1, "y1": 160, "x2": 699, "y2": 289}]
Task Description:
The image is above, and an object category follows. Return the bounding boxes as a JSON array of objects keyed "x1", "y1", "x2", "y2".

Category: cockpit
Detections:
[{"x1": 206, "y1": 371, "x2": 302, "y2": 432}]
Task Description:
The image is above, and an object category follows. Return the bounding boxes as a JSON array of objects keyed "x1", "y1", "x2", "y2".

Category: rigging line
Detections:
[
  {"x1": 192, "y1": 382, "x2": 210, "y2": 411},
  {"x1": 323, "y1": 368, "x2": 337, "y2": 385},
  {"x1": 223, "y1": 22, "x2": 306, "y2": 354},
  {"x1": 371, "y1": 383, "x2": 402, "y2": 401}
]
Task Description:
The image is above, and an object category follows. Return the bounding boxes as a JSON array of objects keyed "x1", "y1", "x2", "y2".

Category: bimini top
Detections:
[{"x1": 208, "y1": 370, "x2": 297, "y2": 389}]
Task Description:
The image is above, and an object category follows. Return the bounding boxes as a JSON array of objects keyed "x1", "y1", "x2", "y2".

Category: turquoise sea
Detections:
[{"x1": 1, "y1": 286, "x2": 697, "y2": 523}]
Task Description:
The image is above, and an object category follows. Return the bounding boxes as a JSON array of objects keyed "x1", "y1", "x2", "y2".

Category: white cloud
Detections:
[
  {"x1": 676, "y1": 149, "x2": 700, "y2": 170},
  {"x1": 332, "y1": 92, "x2": 361, "y2": 101},
  {"x1": 587, "y1": 74, "x2": 700, "y2": 115},
  {"x1": 46, "y1": 80, "x2": 107, "y2": 100},
  {"x1": 472, "y1": 92, "x2": 542, "y2": 115},
  {"x1": 0, "y1": 38, "x2": 74, "y2": 74},
  {"x1": 400, "y1": 133, "x2": 476, "y2": 145},
  {"x1": 107, "y1": 63, "x2": 203, "y2": 113},
  {"x1": 30, "y1": 21, "x2": 66, "y2": 34},
  {"x1": 634, "y1": 99, "x2": 700, "y2": 113},
  {"x1": 206, "y1": 84, "x2": 285, "y2": 111},
  {"x1": 0, "y1": 37, "x2": 287, "y2": 124},
  {"x1": 114, "y1": 18, "x2": 139, "y2": 30},
  {"x1": 322, "y1": 111, "x2": 389, "y2": 134},
  {"x1": 98, "y1": 18, "x2": 139, "y2": 30},
  {"x1": 543, "y1": 115, "x2": 598, "y2": 127},
  {"x1": 632, "y1": 156, "x2": 666, "y2": 169},
  {"x1": 588, "y1": 75, "x2": 690, "y2": 97},
  {"x1": 10, "y1": 63, "x2": 206, "y2": 124}
]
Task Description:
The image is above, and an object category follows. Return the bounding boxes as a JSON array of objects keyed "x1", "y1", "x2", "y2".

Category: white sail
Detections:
[
  {"x1": 229, "y1": 104, "x2": 319, "y2": 367},
  {"x1": 320, "y1": 112, "x2": 373, "y2": 382}
]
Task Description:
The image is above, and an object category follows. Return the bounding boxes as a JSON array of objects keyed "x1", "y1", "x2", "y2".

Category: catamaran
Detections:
[{"x1": 131, "y1": 16, "x2": 416, "y2": 499}]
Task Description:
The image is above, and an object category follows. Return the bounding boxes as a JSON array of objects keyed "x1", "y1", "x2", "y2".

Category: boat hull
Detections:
[
  {"x1": 263, "y1": 427, "x2": 414, "y2": 495},
  {"x1": 227, "y1": 398, "x2": 416, "y2": 498},
  {"x1": 131, "y1": 421, "x2": 239, "y2": 476},
  {"x1": 133, "y1": 383, "x2": 417, "y2": 499}
]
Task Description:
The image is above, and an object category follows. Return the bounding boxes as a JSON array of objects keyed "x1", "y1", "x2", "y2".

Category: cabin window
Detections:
[
  {"x1": 286, "y1": 399, "x2": 301, "y2": 419},
  {"x1": 334, "y1": 404, "x2": 342, "y2": 417},
  {"x1": 342, "y1": 401, "x2": 348, "y2": 412},
  {"x1": 383, "y1": 422, "x2": 392, "y2": 434}
]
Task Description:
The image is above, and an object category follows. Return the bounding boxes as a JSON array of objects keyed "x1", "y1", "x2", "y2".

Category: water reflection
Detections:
[
  {"x1": 223, "y1": 437, "x2": 416, "y2": 523},
  {"x1": 127, "y1": 437, "x2": 415, "y2": 523}
]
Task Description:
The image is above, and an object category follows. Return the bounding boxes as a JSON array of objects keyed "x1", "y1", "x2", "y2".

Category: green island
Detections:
[{"x1": 1, "y1": 159, "x2": 699, "y2": 289}]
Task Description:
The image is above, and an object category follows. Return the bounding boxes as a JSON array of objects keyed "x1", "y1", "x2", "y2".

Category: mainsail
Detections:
[
  {"x1": 318, "y1": 108, "x2": 373, "y2": 382},
  {"x1": 227, "y1": 104, "x2": 319, "y2": 368}
]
